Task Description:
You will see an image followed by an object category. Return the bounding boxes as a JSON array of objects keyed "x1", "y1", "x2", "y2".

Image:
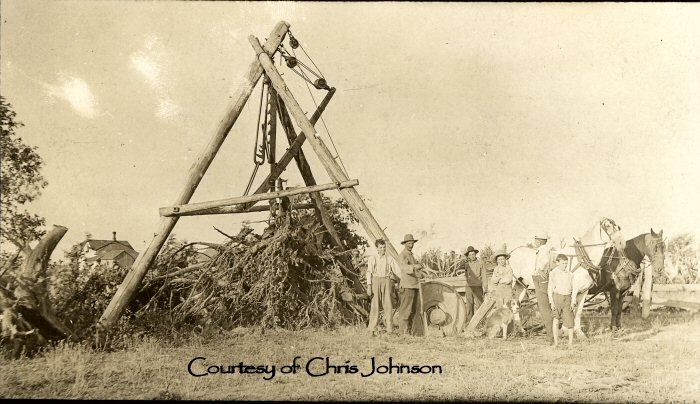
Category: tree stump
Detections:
[{"x1": 1, "y1": 225, "x2": 71, "y2": 358}]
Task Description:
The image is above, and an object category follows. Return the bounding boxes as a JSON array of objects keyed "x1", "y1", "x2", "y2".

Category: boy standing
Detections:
[
  {"x1": 548, "y1": 254, "x2": 575, "y2": 346},
  {"x1": 367, "y1": 239, "x2": 401, "y2": 336}
]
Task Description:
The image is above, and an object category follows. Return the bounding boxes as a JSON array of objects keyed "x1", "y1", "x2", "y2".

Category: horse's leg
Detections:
[
  {"x1": 615, "y1": 290, "x2": 624, "y2": 330},
  {"x1": 609, "y1": 290, "x2": 619, "y2": 331},
  {"x1": 574, "y1": 291, "x2": 588, "y2": 339}
]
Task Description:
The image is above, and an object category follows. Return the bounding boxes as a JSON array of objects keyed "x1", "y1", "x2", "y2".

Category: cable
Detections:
[
  {"x1": 290, "y1": 46, "x2": 351, "y2": 178},
  {"x1": 245, "y1": 79, "x2": 270, "y2": 195},
  {"x1": 243, "y1": 163, "x2": 260, "y2": 196},
  {"x1": 293, "y1": 31, "x2": 325, "y2": 78}
]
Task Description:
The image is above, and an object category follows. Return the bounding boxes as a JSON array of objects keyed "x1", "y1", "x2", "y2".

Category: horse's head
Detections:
[
  {"x1": 600, "y1": 217, "x2": 626, "y2": 253},
  {"x1": 646, "y1": 228, "x2": 665, "y2": 273}
]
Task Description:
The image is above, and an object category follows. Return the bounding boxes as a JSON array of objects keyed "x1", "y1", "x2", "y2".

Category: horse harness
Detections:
[
  {"x1": 571, "y1": 218, "x2": 633, "y2": 285},
  {"x1": 530, "y1": 218, "x2": 633, "y2": 287},
  {"x1": 572, "y1": 240, "x2": 617, "y2": 283}
]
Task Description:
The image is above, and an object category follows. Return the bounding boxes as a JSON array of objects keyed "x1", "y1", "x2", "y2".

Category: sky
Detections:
[{"x1": 1, "y1": 1, "x2": 699, "y2": 259}]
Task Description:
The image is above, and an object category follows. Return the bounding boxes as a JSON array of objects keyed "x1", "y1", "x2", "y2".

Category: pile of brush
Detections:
[{"x1": 139, "y1": 212, "x2": 368, "y2": 331}]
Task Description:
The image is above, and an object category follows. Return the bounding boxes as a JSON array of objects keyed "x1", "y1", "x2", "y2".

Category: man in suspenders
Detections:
[{"x1": 366, "y1": 239, "x2": 401, "y2": 336}]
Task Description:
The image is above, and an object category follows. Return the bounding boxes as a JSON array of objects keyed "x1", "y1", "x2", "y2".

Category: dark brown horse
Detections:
[{"x1": 588, "y1": 229, "x2": 665, "y2": 330}]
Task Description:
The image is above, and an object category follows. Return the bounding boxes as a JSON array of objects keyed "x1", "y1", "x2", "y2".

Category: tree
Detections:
[
  {"x1": 480, "y1": 244, "x2": 495, "y2": 263},
  {"x1": 665, "y1": 233, "x2": 698, "y2": 284},
  {"x1": 0, "y1": 96, "x2": 48, "y2": 255}
]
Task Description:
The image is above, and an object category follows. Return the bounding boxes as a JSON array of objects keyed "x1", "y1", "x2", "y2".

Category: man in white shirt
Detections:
[
  {"x1": 366, "y1": 239, "x2": 401, "y2": 336},
  {"x1": 532, "y1": 232, "x2": 555, "y2": 344}
]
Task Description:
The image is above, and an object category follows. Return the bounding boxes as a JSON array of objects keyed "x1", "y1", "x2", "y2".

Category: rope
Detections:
[{"x1": 573, "y1": 240, "x2": 615, "y2": 271}]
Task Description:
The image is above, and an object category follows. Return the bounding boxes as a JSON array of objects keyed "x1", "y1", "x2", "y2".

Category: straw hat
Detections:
[{"x1": 493, "y1": 250, "x2": 510, "y2": 260}]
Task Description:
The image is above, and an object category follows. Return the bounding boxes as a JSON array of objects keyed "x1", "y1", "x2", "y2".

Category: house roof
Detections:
[
  {"x1": 81, "y1": 238, "x2": 139, "y2": 262},
  {"x1": 83, "y1": 239, "x2": 135, "y2": 251}
]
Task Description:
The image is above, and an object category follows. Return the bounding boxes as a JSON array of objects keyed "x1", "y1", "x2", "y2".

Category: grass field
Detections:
[{"x1": 1, "y1": 309, "x2": 699, "y2": 401}]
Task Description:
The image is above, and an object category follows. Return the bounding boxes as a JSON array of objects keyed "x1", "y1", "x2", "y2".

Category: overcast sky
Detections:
[{"x1": 1, "y1": 1, "x2": 699, "y2": 258}]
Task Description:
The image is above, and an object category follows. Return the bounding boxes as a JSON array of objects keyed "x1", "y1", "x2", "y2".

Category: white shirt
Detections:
[{"x1": 366, "y1": 254, "x2": 400, "y2": 285}]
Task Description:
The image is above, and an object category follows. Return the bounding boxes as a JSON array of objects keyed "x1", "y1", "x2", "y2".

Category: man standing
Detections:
[
  {"x1": 531, "y1": 232, "x2": 555, "y2": 344},
  {"x1": 397, "y1": 234, "x2": 424, "y2": 336},
  {"x1": 463, "y1": 249, "x2": 513, "y2": 336},
  {"x1": 366, "y1": 239, "x2": 401, "y2": 336},
  {"x1": 461, "y1": 246, "x2": 486, "y2": 323}
]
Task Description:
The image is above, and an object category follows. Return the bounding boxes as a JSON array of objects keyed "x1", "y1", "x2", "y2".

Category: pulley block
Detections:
[
  {"x1": 313, "y1": 78, "x2": 330, "y2": 90},
  {"x1": 285, "y1": 56, "x2": 298, "y2": 68},
  {"x1": 289, "y1": 36, "x2": 299, "y2": 49}
]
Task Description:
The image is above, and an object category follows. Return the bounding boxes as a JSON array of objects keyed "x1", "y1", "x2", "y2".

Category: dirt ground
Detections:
[{"x1": 0, "y1": 310, "x2": 698, "y2": 401}]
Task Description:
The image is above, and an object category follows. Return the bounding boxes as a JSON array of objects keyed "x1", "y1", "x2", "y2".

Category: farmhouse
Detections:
[{"x1": 80, "y1": 232, "x2": 139, "y2": 270}]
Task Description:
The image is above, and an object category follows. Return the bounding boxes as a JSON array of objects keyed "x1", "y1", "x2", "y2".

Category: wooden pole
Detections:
[
  {"x1": 249, "y1": 36, "x2": 399, "y2": 260},
  {"x1": 631, "y1": 268, "x2": 642, "y2": 317},
  {"x1": 276, "y1": 96, "x2": 345, "y2": 250},
  {"x1": 417, "y1": 280, "x2": 429, "y2": 337},
  {"x1": 160, "y1": 180, "x2": 358, "y2": 217},
  {"x1": 97, "y1": 21, "x2": 291, "y2": 331},
  {"x1": 641, "y1": 261, "x2": 653, "y2": 319},
  {"x1": 168, "y1": 203, "x2": 316, "y2": 217}
]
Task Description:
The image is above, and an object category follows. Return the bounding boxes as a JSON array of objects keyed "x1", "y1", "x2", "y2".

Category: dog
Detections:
[{"x1": 485, "y1": 299, "x2": 524, "y2": 340}]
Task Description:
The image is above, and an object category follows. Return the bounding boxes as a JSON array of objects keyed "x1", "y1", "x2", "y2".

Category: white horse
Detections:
[
  {"x1": 509, "y1": 218, "x2": 626, "y2": 337},
  {"x1": 510, "y1": 245, "x2": 554, "y2": 290},
  {"x1": 561, "y1": 218, "x2": 626, "y2": 337}
]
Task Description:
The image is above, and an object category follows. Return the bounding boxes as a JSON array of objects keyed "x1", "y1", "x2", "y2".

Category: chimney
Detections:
[{"x1": 112, "y1": 231, "x2": 117, "y2": 241}]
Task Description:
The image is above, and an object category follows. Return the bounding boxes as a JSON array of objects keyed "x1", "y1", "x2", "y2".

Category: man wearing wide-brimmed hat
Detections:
[
  {"x1": 459, "y1": 246, "x2": 487, "y2": 323},
  {"x1": 397, "y1": 234, "x2": 425, "y2": 335},
  {"x1": 531, "y1": 231, "x2": 555, "y2": 344}
]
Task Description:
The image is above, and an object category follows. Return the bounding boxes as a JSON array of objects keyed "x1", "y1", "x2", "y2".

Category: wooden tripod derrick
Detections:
[{"x1": 97, "y1": 21, "x2": 396, "y2": 332}]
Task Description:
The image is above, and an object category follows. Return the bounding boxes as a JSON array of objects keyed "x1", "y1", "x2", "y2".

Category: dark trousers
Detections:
[
  {"x1": 398, "y1": 288, "x2": 420, "y2": 334},
  {"x1": 464, "y1": 285, "x2": 484, "y2": 323},
  {"x1": 532, "y1": 274, "x2": 554, "y2": 343}
]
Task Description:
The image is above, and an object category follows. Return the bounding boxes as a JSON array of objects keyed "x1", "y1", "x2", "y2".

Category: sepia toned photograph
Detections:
[{"x1": 1, "y1": 1, "x2": 699, "y2": 401}]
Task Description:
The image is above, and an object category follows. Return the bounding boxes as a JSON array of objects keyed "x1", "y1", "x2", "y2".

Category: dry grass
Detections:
[{"x1": 0, "y1": 310, "x2": 698, "y2": 401}]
